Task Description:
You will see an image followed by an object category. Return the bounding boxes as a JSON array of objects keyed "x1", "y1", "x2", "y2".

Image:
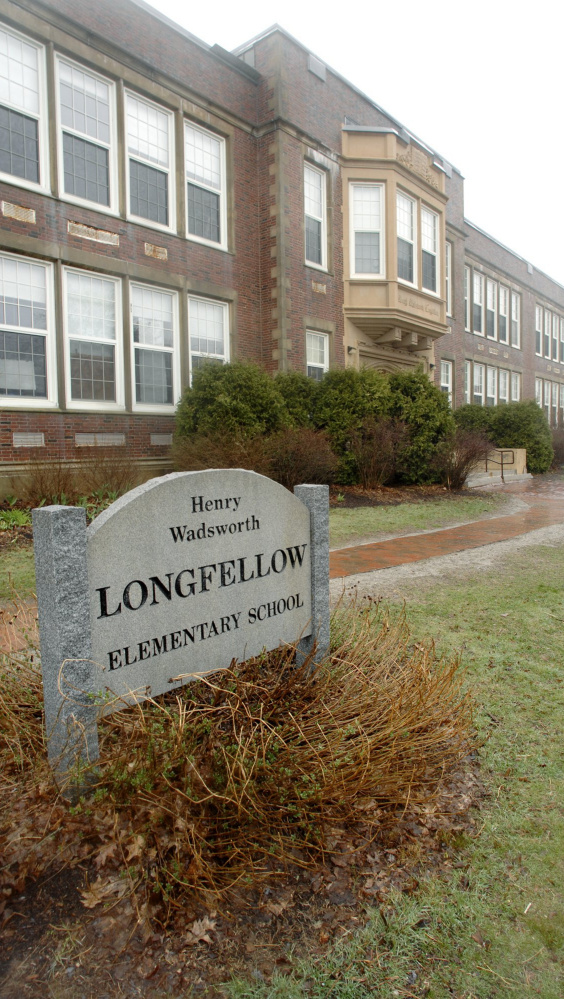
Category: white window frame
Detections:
[
  {"x1": 464, "y1": 359, "x2": 471, "y2": 404},
  {"x1": 421, "y1": 206, "x2": 439, "y2": 295},
  {"x1": 535, "y1": 305, "x2": 543, "y2": 356},
  {"x1": 445, "y1": 241, "x2": 452, "y2": 316},
  {"x1": 552, "y1": 313, "x2": 560, "y2": 362},
  {"x1": 498, "y1": 285, "x2": 509, "y2": 344},
  {"x1": 552, "y1": 382, "x2": 558, "y2": 426},
  {"x1": 0, "y1": 251, "x2": 56, "y2": 408},
  {"x1": 188, "y1": 295, "x2": 230, "y2": 378},
  {"x1": 464, "y1": 266, "x2": 471, "y2": 331},
  {"x1": 499, "y1": 369, "x2": 509, "y2": 403},
  {"x1": 560, "y1": 318, "x2": 564, "y2": 364},
  {"x1": 473, "y1": 362, "x2": 484, "y2": 405},
  {"x1": 125, "y1": 91, "x2": 176, "y2": 234},
  {"x1": 350, "y1": 182, "x2": 385, "y2": 278},
  {"x1": 304, "y1": 163, "x2": 327, "y2": 271},
  {"x1": 0, "y1": 24, "x2": 50, "y2": 194},
  {"x1": 486, "y1": 279, "x2": 497, "y2": 340},
  {"x1": 184, "y1": 121, "x2": 227, "y2": 251},
  {"x1": 130, "y1": 282, "x2": 180, "y2": 413},
  {"x1": 510, "y1": 293, "x2": 521, "y2": 349},
  {"x1": 62, "y1": 267, "x2": 124, "y2": 411},
  {"x1": 55, "y1": 55, "x2": 118, "y2": 215},
  {"x1": 306, "y1": 330, "x2": 329, "y2": 381},
  {"x1": 440, "y1": 359, "x2": 453, "y2": 405},
  {"x1": 486, "y1": 365, "x2": 497, "y2": 407},
  {"x1": 544, "y1": 310, "x2": 551, "y2": 359},
  {"x1": 473, "y1": 272, "x2": 484, "y2": 335},
  {"x1": 510, "y1": 371, "x2": 520, "y2": 402},
  {"x1": 535, "y1": 378, "x2": 543, "y2": 407},
  {"x1": 560, "y1": 383, "x2": 564, "y2": 416},
  {"x1": 396, "y1": 190, "x2": 416, "y2": 287},
  {"x1": 544, "y1": 380, "x2": 551, "y2": 422}
]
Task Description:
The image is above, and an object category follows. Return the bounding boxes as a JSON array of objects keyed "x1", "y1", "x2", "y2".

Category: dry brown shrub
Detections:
[
  {"x1": 73, "y1": 448, "x2": 139, "y2": 497},
  {"x1": 12, "y1": 450, "x2": 139, "y2": 508},
  {"x1": 172, "y1": 432, "x2": 271, "y2": 476},
  {"x1": 348, "y1": 418, "x2": 409, "y2": 488},
  {"x1": 266, "y1": 427, "x2": 337, "y2": 490},
  {"x1": 432, "y1": 428, "x2": 491, "y2": 490},
  {"x1": 0, "y1": 599, "x2": 474, "y2": 922},
  {"x1": 13, "y1": 458, "x2": 81, "y2": 507}
]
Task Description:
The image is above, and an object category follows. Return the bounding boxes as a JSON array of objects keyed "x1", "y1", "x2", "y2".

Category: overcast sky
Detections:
[{"x1": 142, "y1": 0, "x2": 564, "y2": 286}]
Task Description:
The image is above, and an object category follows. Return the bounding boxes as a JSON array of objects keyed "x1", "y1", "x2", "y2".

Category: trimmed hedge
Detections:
[
  {"x1": 175, "y1": 362, "x2": 289, "y2": 438},
  {"x1": 455, "y1": 401, "x2": 553, "y2": 474},
  {"x1": 388, "y1": 370, "x2": 455, "y2": 484}
]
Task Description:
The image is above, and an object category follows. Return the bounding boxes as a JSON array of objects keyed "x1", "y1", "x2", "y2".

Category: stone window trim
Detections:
[
  {"x1": 62, "y1": 265, "x2": 124, "y2": 412},
  {"x1": 0, "y1": 23, "x2": 50, "y2": 194},
  {"x1": 55, "y1": 54, "x2": 119, "y2": 216},
  {"x1": 130, "y1": 280, "x2": 181, "y2": 414},
  {"x1": 0, "y1": 250, "x2": 57, "y2": 408},
  {"x1": 184, "y1": 120, "x2": 227, "y2": 251},
  {"x1": 304, "y1": 162, "x2": 327, "y2": 272},
  {"x1": 125, "y1": 90, "x2": 176, "y2": 235}
]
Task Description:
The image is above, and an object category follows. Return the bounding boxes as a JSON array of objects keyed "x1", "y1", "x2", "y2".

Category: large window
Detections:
[
  {"x1": 131, "y1": 283, "x2": 179, "y2": 409},
  {"x1": 57, "y1": 57, "x2": 116, "y2": 211},
  {"x1": 498, "y1": 286, "x2": 509, "y2": 344},
  {"x1": 486, "y1": 366, "x2": 497, "y2": 406},
  {"x1": 445, "y1": 241, "x2": 452, "y2": 316},
  {"x1": 188, "y1": 296, "x2": 229, "y2": 373},
  {"x1": 473, "y1": 273, "x2": 484, "y2": 334},
  {"x1": 306, "y1": 331, "x2": 329, "y2": 381},
  {"x1": 510, "y1": 293, "x2": 520, "y2": 348},
  {"x1": 535, "y1": 305, "x2": 543, "y2": 356},
  {"x1": 304, "y1": 164, "x2": 326, "y2": 269},
  {"x1": 421, "y1": 207, "x2": 438, "y2": 293},
  {"x1": 464, "y1": 359, "x2": 471, "y2": 403},
  {"x1": 0, "y1": 25, "x2": 47, "y2": 190},
  {"x1": 499, "y1": 368, "x2": 509, "y2": 404},
  {"x1": 185, "y1": 122, "x2": 226, "y2": 248},
  {"x1": 464, "y1": 266, "x2": 470, "y2": 331},
  {"x1": 440, "y1": 359, "x2": 452, "y2": 404},
  {"x1": 350, "y1": 183, "x2": 383, "y2": 276},
  {"x1": 64, "y1": 269, "x2": 122, "y2": 407},
  {"x1": 473, "y1": 362, "x2": 484, "y2": 405},
  {"x1": 126, "y1": 93, "x2": 174, "y2": 230},
  {"x1": 0, "y1": 253, "x2": 54, "y2": 405},
  {"x1": 486, "y1": 279, "x2": 497, "y2": 339},
  {"x1": 553, "y1": 314, "x2": 559, "y2": 362},
  {"x1": 397, "y1": 192, "x2": 415, "y2": 284},
  {"x1": 510, "y1": 372, "x2": 520, "y2": 402}
]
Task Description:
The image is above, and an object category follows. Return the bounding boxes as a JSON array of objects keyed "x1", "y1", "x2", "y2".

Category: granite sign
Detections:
[{"x1": 32, "y1": 470, "x2": 329, "y2": 778}]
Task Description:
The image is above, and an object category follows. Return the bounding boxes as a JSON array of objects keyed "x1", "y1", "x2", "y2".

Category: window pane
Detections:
[
  {"x1": 353, "y1": 185, "x2": 380, "y2": 230},
  {"x1": 0, "y1": 329, "x2": 46, "y2": 396},
  {"x1": 129, "y1": 159, "x2": 168, "y2": 225},
  {"x1": 0, "y1": 256, "x2": 46, "y2": 329},
  {"x1": 189, "y1": 298, "x2": 225, "y2": 357},
  {"x1": 188, "y1": 182, "x2": 220, "y2": 242},
  {"x1": 397, "y1": 237, "x2": 413, "y2": 282},
  {"x1": 66, "y1": 272, "x2": 115, "y2": 341},
  {"x1": 132, "y1": 286, "x2": 173, "y2": 348},
  {"x1": 355, "y1": 232, "x2": 379, "y2": 274},
  {"x1": 304, "y1": 166, "x2": 322, "y2": 219},
  {"x1": 0, "y1": 29, "x2": 39, "y2": 115},
  {"x1": 70, "y1": 339, "x2": 115, "y2": 400},
  {"x1": 397, "y1": 194, "x2": 414, "y2": 241},
  {"x1": 422, "y1": 250, "x2": 436, "y2": 292},
  {"x1": 59, "y1": 61, "x2": 109, "y2": 143},
  {"x1": 421, "y1": 209, "x2": 437, "y2": 253},
  {"x1": 185, "y1": 124, "x2": 221, "y2": 189},
  {"x1": 135, "y1": 347, "x2": 172, "y2": 404},
  {"x1": 63, "y1": 132, "x2": 109, "y2": 205},
  {"x1": 0, "y1": 106, "x2": 38, "y2": 182},
  {"x1": 305, "y1": 215, "x2": 322, "y2": 265},
  {"x1": 127, "y1": 94, "x2": 168, "y2": 167}
]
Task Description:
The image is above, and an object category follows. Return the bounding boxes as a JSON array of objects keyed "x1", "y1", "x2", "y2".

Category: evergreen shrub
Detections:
[
  {"x1": 388, "y1": 370, "x2": 455, "y2": 484},
  {"x1": 273, "y1": 370, "x2": 318, "y2": 428},
  {"x1": 174, "y1": 361, "x2": 289, "y2": 439},
  {"x1": 455, "y1": 401, "x2": 553, "y2": 474}
]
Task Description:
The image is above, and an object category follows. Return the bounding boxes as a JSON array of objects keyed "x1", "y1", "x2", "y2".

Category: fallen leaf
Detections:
[
  {"x1": 185, "y1": 917, "x2": 216, "y2": 945},
  {"x1": 81, "y1": 876, "x2": 129, "y2": 909}
]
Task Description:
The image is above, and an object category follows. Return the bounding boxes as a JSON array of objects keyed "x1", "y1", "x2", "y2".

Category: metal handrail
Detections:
[{"x1": 484, "y1": 448, "x2": 514, "y2": 483}]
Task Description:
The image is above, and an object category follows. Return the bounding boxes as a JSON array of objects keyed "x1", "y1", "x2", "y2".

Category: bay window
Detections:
[
  {"x1": 397, "y1": 191, "x2": 415, "y2": 284},
  {"x1": 421, "y1": 207, "x2": 438, "y2": 292},
  {"x1": 350, "y1": 183, "x2": 383, "y2": 276}
]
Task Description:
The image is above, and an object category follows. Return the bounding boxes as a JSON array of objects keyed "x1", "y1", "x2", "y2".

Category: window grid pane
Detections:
[
  {"x1": 499, "y1": 369, "x2": 508, "y2": 402},
  {"x1": 0, "y1": 329, "x2": 46, "y2": 397},
  {"x1": 188, "y1": 182, "x2": 220, "y2": 242},
  {"x1": 127, "y1": 95, "x2": 168, "y2": 167},
  {"x1": 185, "y1": 124, "x2": 221, "y2": 189},
  {"x1": 0, "y1": 256, "x2": 46, "y2": 329},
  {"x1": 70, "y1": 339, "x2": 115, "y2": 401},
  {"x1": 353, "y1": 185, "x2": 380, "y2": 230},
  {"x1": 135, "y1": 347, "x2": 172, "y2": 405},
  {"x1": 63, "y1": 132, "x2": 109, "y2": 205},
  {"x1": 130, "y1": 159, "x2": 168, "y2": 225},
  {"x1": 304, "y1": 166, "x2": 322, "y2": 219},
  {"x1": 66, "y1": 272, "x2": 116, "y2": 342},
  {"x1": 0, "y1": 106, "x2": 39, "y2": 181},
  {"x1": 0, "y1": 29, "x2": 40, "y2": 115},
  {"x1": 132, "y1": 286, "x2": 173, "y2": 347},
  {"x1": 59, "y1": 61, "x2": 109, "y2": 143}
]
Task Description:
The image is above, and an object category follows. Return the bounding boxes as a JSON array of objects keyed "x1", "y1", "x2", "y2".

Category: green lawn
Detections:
[
  {"x1": 329, "y1": 493, "x2": 507, "y2": 548},
  {"x1": 228, "y1": 541, "x2": 564, "y2": 998},
  {"x1": 0, "y1": 547, "x2": 35, "y2": 601}
]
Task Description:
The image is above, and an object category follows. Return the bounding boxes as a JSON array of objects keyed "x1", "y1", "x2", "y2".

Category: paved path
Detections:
[{"x1": 329, "y1": 476, "x2": 564, "y2": 579}]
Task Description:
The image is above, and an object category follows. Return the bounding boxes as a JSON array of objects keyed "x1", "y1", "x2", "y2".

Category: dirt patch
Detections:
[
  {"x1": 0, "y1": 762, "x2": 483, "y2": 999},
  {"x1": 329, "y1": 484, "x2": 476, "y2": 508}
]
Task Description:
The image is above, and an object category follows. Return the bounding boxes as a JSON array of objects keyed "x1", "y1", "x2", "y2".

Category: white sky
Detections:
[{"x1": 142, "y1": 0, "x2": 564, "y2": 286}]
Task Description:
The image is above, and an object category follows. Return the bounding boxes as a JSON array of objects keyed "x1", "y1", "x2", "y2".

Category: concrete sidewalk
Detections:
[{"x1": 329, "y1": 476, "x2": 564, "y2": 580}]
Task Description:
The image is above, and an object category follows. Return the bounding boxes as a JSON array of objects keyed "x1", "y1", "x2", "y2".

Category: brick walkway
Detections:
[{"x1": 329, "y1": 477, "x2": 564, "y2": 579}]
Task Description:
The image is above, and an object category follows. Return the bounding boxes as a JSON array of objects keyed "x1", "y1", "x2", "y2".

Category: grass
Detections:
[
  {"x1": 0, "y1": 547, "x2": 35, "y2": 601},
  {"x1": 329, "y1": 493, "x2": 507, "y2": 548},
  {"x1": 228, "y1": 540, "x2": 564, "y2": 998}
]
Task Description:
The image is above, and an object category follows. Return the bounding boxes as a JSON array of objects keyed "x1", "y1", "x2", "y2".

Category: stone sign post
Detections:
[{"x1": 33, "y1": 470, "x2": 329, "y2": 780}]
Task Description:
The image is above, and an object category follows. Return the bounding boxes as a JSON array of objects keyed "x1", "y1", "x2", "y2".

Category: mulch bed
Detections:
[{"x1": 329, "y1": 485, "x2": 471, "y2": 508}]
